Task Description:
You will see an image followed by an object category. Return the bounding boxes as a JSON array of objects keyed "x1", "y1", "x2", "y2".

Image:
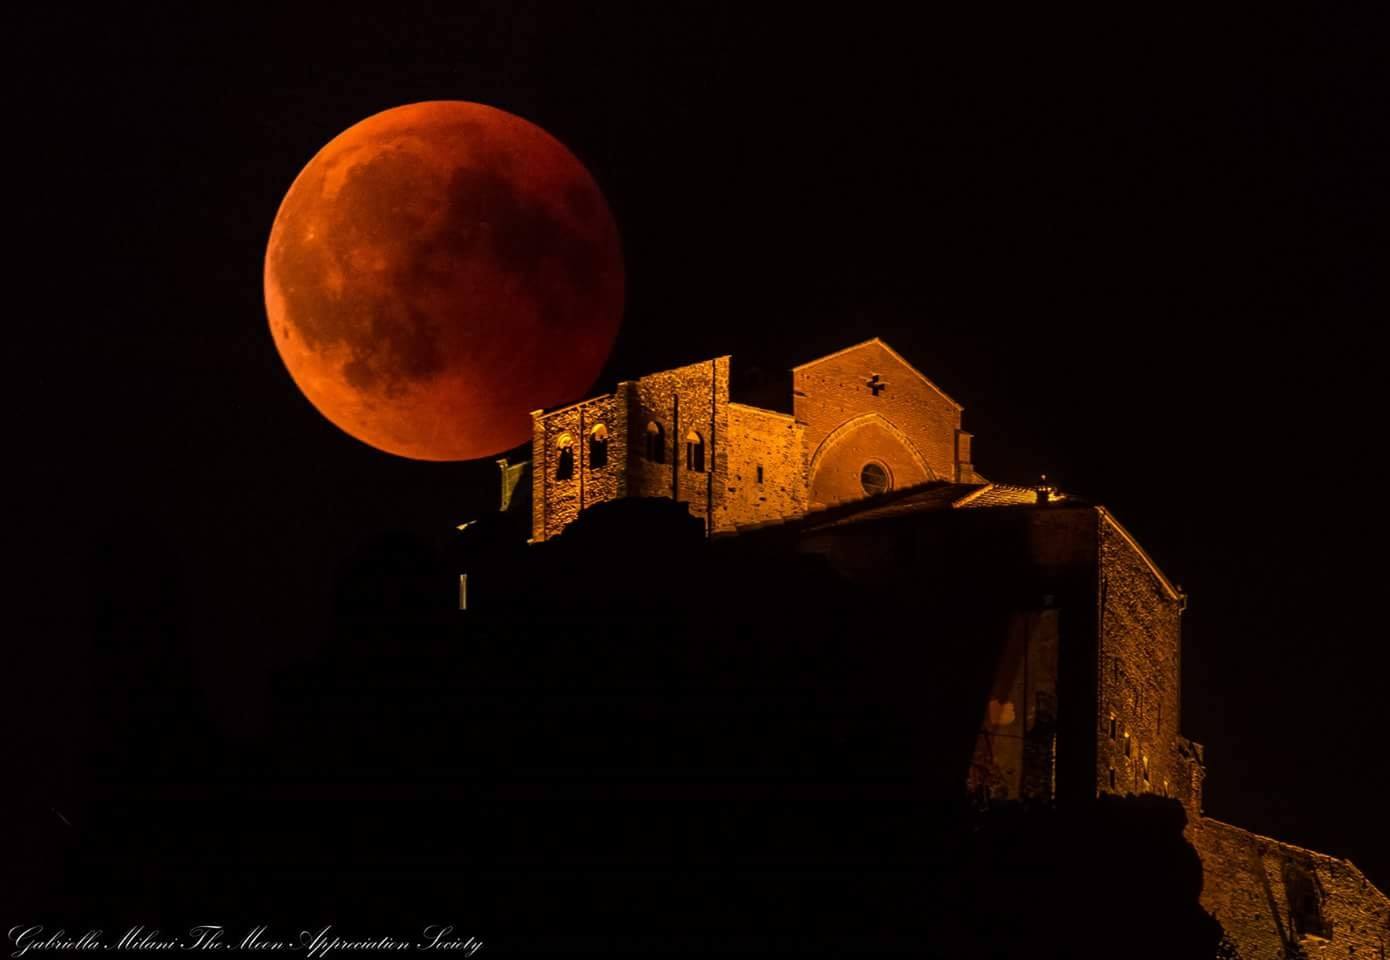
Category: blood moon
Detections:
[{"x1": 264, "y1": 101, "x2": 624, "y2": 460}]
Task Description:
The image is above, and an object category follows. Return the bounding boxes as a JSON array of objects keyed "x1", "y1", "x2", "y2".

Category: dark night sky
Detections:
[{"x1": 14, "y1": 6, "x2": 1389, "y2": 892}]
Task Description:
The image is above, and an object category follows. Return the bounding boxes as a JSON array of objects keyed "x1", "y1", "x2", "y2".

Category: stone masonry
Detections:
[
  {"x1": 530, "y1": 338, "x2": 977, "y2": 541},
  {"x1": 519, "y1": 337, "x2": 1388, "y2": 957}
]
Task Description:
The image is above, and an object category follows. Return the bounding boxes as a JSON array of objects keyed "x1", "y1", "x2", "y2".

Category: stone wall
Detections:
[
  {"x1": 1191, "y1": 818, "x2": 1389, "y2": 959},
  {"x1": 793, "y1": 339, "x2": 962, "y2": 507},
  {"x1": 627, "y1": 356, "x2": 730, "y2": 534},
  {"x1": 1097, "y1": 509, "x2": 1186, "y2": 805},
  {"x1": 718, "y1": 402, "x2": 806, "y2": 531},
  {"x1": 530, "y1": 391, "x2": 628, "y2": 541},
  {"x1": 956, "y1": 429, "x2": 984, "y2": 483},
  {"x1": 520, "y1": 373, "x2": 1390, "y2": 958},
  {"x1": 531, "y1": 340, "x2": 977, "y2": 535},
  {"x1": 804, "y1": 414, "x2": 935, "y2": 507}
]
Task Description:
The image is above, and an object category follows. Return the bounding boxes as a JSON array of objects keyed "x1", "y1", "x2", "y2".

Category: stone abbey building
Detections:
[
  {"x1": 522, "y1": 338, "x2": 982, "y2": 542},
  {"x1": 488, "y1": 339, "x2": 1387, "y2": 957}
]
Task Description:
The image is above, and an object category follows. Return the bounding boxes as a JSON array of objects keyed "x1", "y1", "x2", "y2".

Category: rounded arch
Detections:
[
  {"x1": 644, "y1": 420, "x2": 666, "y2": 463},
  {"x1": 807, "y1": 413, "x2": 935, "y2": 508},
  {"x1": 554, "y1": 431, "x2": 575, "y2": 481},
  {"x1": 589, "y1": 423, "x2": 609, "y2": 469},
  {"x1": 684, "y1": 429, "x2": 705, "y2": 472}
]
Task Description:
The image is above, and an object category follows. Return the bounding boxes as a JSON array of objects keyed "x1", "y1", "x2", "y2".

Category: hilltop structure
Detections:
[
  {"x1": 519, "y1": 338, "x2": 980, "y2": 542},
  {"x1": 479, "y1": 339, "x2": 1387, "y2": 957}
]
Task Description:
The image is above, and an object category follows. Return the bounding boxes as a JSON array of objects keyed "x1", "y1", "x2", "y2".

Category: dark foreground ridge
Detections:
[{"x1": 19, "y1": 497, "x2": 1252, "y2": 956}]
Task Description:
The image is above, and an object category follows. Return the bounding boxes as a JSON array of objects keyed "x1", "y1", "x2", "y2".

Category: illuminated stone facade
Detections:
[
  {"x1": 1193, "y1": 819, "x2": 1389, "y2": 958},
  {"x1": 529, "y1": 339, "x2": 980, "y2": 542},
  {"x1": 794, "y1": 340, "x2": 974, "y2": 507},
  {"x1": 519, "y1": 338, "x2": 1388, "y2": 956},
  {"x1": 1096, "y1": 508, "x2": 1188, "y2": 807},
  {"x1": 1087, "y1": 506, "x2": 1388, "y2": 959}
]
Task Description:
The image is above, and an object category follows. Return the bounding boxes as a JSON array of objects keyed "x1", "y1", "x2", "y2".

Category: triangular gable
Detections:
[{"x1": 791, "y1": 338, "x2": 962, "y2": 410}]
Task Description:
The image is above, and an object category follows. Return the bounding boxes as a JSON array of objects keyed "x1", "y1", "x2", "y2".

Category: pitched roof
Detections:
[
  {"x1": 801, "y1": 481, "x2": 987, "y2": 529},
  {"x1": 727, "y1": 477, "x2": 1090, "y2": 535},
  {"x1": 791, "y1": 338, "x2": 963, "y2": 411},
  {"x1": 954, "y1": 483, "x2": 1067, "y2": 509}
]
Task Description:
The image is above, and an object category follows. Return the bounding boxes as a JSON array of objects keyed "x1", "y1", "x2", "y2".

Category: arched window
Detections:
[
  {"x1": 1284, "y1": 863, "x2": 1331, "y2": 941},
  {"x1": 860, "y1": 460, "x2": 891, "y2": 496},
  {"x1": 645, "y1": 421, "x2": 665, "y2": 463},
  {"x1": 589, "y1": 423, "x2": 609, "y2": 469},
  {"x1": 685, "y1": 430, "x2": 705, "y2": 472},
  {"x1": 555, "y1": 432, "x2": 574, "y2": 481}
]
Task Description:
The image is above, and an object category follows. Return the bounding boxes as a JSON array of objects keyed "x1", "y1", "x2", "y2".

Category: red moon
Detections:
[{"x1": 264, "y1": 101, "x2": 624, "y2": 460}]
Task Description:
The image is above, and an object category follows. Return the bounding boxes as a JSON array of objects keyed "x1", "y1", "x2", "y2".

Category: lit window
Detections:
[
  {"x1": 860, "y1": 461, "x2": 891, "y2": 496},
  {"x1": 685, "y1": 430, "x2": 705, "y2": 472},
  {"x1": 589, "y1": 423, "x2": 609, "y2": 469},
  {"x1": 1142, "y1": 755, "x2": 1150, "y2": 782},
  {"x1": 555, "y1": 433, "x2": 574, "y2": 481},
  {"x1": 1123, "y1": 732, "x2": 1132, "y2": 757},
  {"x1": 645, "y1": 421, "x2": 665, "y2": 463}
]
